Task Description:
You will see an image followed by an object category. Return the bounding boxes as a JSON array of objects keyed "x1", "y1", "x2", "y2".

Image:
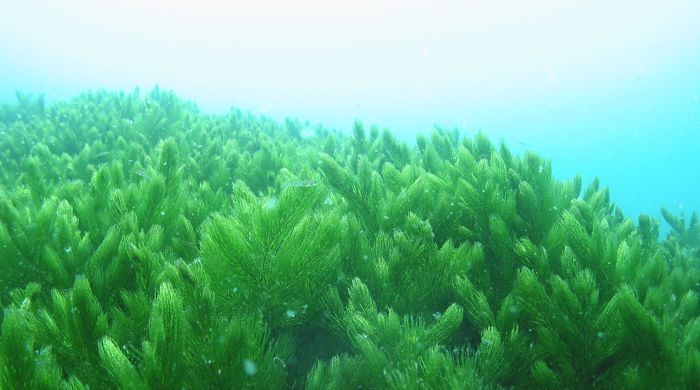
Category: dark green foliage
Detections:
[
  {"x1": 309, "y1": 278, "x2": 470, "y2": 388},
  {"x1": 1, "y1": 306, "x2": 62, "y2": 389},
  {"x1": 0, "y1": 89, "x2": 697, "y2": 389}
]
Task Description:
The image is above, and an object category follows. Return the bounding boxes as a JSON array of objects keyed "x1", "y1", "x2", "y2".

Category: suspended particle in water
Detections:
[
  {"x1": 301, "y1": 128, "x2": 314, "y2": 138},
  {"x1": 273, "y1": 356, "x2": 287, "y2": 368},
  {"x1": 243, "y1": 359, "x2": 257, "y2": 376},
  {"x1": 264, "y1": 197, "x2": 278, "y2": 209},
  {"x1": 282, "y1": 180, "x2": 318, "y2": 189},
  {"x1": 286, "y1": 309, "x2": 296, "y2": 318}
]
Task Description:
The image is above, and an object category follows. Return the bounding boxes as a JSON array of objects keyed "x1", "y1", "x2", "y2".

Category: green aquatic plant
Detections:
[{"x1": 0, "y1": 89, "x2": 698, "y2": 389}]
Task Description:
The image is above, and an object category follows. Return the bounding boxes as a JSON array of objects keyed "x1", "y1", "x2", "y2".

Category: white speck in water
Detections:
[
  {"x1": 323, "y1": 197, "x2": 333, "y2": 206},
  {"x1": 432, "y1": 312, "x2": 442, "y2": 320},
  {"x1": 301, "y1": 128, "x2": 314, "y2": 138},
  {"x1": 64, "y1": 246, "x2": 72, "y2": 253},
  {"x1": 362, "y1": 255, "x2": 368, "y2": 260},
  {"x1": 160, "y1": 211, "x2": 166, "y2": 216},
  {"x1": 264, "y1": 197, "x2": 278, "y2": 210},
  {"x1": 286, "y1": 309, "x2": 296, "y2": 318},
  {"x1": 597, "y1": 331, "x2": 606, "y2": 339},
  {"x1": 243, "y1": 359, "x2": 257, "y2": 376}
]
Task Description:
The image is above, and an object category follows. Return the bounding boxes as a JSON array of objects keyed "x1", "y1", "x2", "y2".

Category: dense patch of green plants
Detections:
[{"x1": 0, "y1": 88, "x2": 698, "y2": 389}]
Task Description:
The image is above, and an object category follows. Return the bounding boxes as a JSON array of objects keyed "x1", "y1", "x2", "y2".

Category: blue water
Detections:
[{"x1": 1, "y1": 0, "x2": 698, "y2": 231}]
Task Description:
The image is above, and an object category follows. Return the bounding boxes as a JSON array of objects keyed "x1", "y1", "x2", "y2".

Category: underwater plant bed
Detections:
[{"x1": 1, "y1": 88, "x2": 699, "y2": 389}]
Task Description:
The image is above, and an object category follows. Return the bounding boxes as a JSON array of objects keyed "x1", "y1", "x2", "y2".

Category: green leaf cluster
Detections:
[{"x1": 1, "y1": 89, "x2": 698, "y2": 389}]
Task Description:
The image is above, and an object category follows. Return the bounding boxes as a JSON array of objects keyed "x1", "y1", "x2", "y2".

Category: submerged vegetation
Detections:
[{"x1": 0, "y1": 88, "x2": 698, "y2": 389}]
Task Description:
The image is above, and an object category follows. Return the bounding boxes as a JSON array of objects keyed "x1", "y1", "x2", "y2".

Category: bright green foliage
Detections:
[
  {"x1": 0, "y1": 89, "x2": 698, "y2": 389},
  {"x1": 201, "y1": 182, "x2": 341, "y2": 330},
  {"x1": 37, "y1": 276, "x2": 109, "y2": 386}
]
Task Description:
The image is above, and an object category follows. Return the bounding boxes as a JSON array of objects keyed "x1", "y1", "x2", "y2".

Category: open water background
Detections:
[{"x1": 1, "y1": 0, "x2": 698, "y2": 229}]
